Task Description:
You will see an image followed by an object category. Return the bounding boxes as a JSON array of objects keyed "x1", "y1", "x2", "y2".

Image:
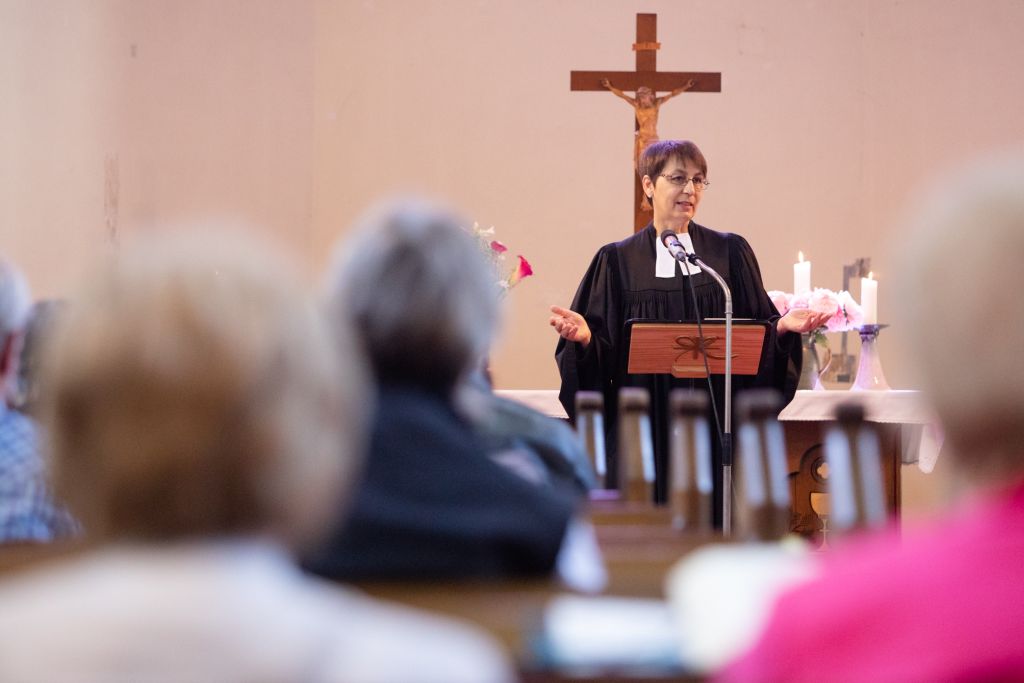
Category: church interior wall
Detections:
[{"x1": 3, "y1": 0, "x2": 1023, "y2": 403}]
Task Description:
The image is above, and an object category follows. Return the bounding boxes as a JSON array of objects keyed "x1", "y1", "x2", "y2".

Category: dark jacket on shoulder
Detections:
[{"x1": 303, "y1": 385, "x2": 578, "y2": 580}]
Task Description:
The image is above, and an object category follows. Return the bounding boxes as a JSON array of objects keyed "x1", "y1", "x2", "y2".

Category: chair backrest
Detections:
[
  {"x1": 574, "y1": 390, "x2": 607, "y2": 488},
  {"x1": 668, "y1": 389, "x2": 713, "y2": 532},
  {"x1": 825, "y1": 402, "x2": 887, "y2": 535},
  {"x1": 617, "y1": 387, "x2": 655, "y2": 504},
  {"x1": 734, "y1": 389, "x2": 790, "y2": 541}
]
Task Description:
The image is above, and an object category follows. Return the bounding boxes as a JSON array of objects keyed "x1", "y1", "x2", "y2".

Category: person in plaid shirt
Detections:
[{"x1": 0, "y1": 257, "x2": 75, "y2": 543}]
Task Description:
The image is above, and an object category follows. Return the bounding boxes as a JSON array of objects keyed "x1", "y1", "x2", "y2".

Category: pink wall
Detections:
[{"x1": 4, "y1": 0, "x2": 1024, "y2": 390}]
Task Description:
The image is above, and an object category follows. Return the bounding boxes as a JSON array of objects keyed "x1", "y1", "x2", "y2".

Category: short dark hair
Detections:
[{"x1": 638, "y1": 140, "x2": 708, "y2": 182}]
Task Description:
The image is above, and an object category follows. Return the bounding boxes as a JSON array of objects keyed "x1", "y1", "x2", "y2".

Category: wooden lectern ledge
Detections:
[
  {"x1": 626, "y1": 321, "x2": 768, "y2": 379},
  {"x1": 779, "y1": 389, "x2": 944, "y2": 473}
]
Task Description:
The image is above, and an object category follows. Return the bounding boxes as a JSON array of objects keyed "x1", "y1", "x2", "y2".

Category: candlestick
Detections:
[
  {"x1": 861, "y1": 274, "x2": 878, "y2": 325},
  {"x1": 794, "y1": 252, "x2": 811, "y2": 295},
  {"x1": 851, "y1": 324, "x2": 890, "y2": 391}
]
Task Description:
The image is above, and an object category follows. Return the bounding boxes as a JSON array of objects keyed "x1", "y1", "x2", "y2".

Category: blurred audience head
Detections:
[
  {"x1": 0, "y1": 258, "x2": 31, "y2": 406},
  {"x1": 40, "y1": 229, "x2": 369, "y2": 550},
  {"x1": 893, "y1": 153, "x2": 1024, "y2": 485},
  {"x1": 327, "y1": 198, "x2": 501, "y2": 394}
]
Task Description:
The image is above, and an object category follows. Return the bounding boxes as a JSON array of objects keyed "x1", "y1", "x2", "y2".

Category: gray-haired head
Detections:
[
  {"x1": 0, "y1": 258, "x2": 31, "y2": 403},
  {"x1": 892, "y1": 153, "x2": 1024, "y2": 483},
  {"x1": 327, "y1": 198, "x2": 502, "y2": 393},
  {"x1": 0, "y1": 258, "x2": 31, "y2": 340}
]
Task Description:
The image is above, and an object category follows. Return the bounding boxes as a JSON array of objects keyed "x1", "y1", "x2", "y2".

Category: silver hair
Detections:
[
  {"x1": 892, "y1": 152, "x2": 1024, "y2": 472},
  {"x1": 327, "y1": 199, "x2": 501, "y2": 391},
  {"x1": 0, "y1": 258, "x2": 31, "y2": 339}
]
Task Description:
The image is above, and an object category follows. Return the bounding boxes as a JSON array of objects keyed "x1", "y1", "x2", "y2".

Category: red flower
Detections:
[
  {"x1": 490, "y1": 240, "x2": 508, "y2": 254},
  {"x1": 507, "y1": 255, "x2": 533, "y2": 287}
]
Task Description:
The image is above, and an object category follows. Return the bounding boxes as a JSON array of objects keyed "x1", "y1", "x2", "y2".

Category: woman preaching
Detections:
[{"x1": 550, "y1": 140, "x2": 829, "y2": 526}]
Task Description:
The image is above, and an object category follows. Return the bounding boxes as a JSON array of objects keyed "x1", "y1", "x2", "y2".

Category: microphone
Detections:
[
  {"x1": 659, "y1": 226, "x2": 738, "y2": 534},
  {"x1": 659, "y1": 229, "x2": 690, "y2": 263}
]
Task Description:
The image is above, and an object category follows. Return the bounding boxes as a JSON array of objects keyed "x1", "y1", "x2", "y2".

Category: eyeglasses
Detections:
[{"x1": 659, "y1": 174, "x2": 710, "y2": 190}]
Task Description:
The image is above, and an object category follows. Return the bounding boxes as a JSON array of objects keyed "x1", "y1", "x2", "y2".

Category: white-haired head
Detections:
[
  {"x1": 0, "y1": 258, "x2": 31, "y2": 403},
  {"x1": 0, "y1": 258, "x2": 31, "y2": 339}
]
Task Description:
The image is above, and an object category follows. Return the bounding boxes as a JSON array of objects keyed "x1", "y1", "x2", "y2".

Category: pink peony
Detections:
[
  {"x1": 773, "y1": 287, "x2": 863, "y2": 334},
  {"x1": 767, "y1": 290, "x2": 791, "y2": 316},
  {"x1": 807, "y1": 288, "x2": 841, "y2": 320},
  {"x1": 827, "y1": 290, "x2": 864, "y2": 332},
  {"x1": 787, "y1": 291, "x2": 811, "y2": 311}
]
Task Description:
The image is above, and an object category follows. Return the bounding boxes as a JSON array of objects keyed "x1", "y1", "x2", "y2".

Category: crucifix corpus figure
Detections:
[
  {"x1": 600, "y1": 77, "x2": 696, "y2": 206},
  {"x1": 570, "y1": 13, "x2": 721, "y2": 231}
]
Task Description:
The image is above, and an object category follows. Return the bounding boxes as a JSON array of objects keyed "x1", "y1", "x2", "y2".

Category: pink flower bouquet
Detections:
[
  {"x1": 767, "y1": 287, "x2": 864, "y2": 343},
  {"x1": 769, "y1": 286, "x2": 865, "y2": 390}
]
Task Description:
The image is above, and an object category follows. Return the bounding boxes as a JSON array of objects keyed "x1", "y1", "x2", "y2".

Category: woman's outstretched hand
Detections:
[
  {"x1": 777, "y1": 308, "x2": 834, "y2": 335},
  {"x1": 549, "y1": 305, "x2": 592, "y2": 347}
]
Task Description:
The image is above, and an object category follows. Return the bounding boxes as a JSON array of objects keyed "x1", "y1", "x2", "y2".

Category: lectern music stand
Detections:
[
  {"x1": 625, "y1": 319, "x2": 770, "y2": 533},
  {"x1": 625, "y1": 320, "x2": 768, "y2": 378}
]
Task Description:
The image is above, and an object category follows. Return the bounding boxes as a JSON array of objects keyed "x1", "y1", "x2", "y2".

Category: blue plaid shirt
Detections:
[{"x1": 0, "y1": 405, "x2": 77, "y2": 542}]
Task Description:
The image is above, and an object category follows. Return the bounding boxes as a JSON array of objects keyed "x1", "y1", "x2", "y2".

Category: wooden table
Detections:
[{"x1": 780, "y1": 389, "x2": 940, "y2": 544}]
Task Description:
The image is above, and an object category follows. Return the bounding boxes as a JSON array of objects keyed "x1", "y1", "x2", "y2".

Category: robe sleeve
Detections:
[
  {"x1": 728, "y1": 234, "x2": 803, "y2": 402},
  {"x1": 555, "y1": 245, "x2": 624, "y2": 420}
]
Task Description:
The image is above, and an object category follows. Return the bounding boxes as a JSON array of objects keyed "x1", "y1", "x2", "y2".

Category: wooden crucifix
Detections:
[{"x1": 571, "y1": 13, "x2": 721, "y2": 232}]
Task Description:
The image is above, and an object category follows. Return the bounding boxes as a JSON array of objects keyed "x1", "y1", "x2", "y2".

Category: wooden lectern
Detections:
[
  {"x1": 624, "y1": 319, "x2": 770, "y2": 534},
  {"x1": 625, "y1": 320, "x2": 769, "y2": 378}
]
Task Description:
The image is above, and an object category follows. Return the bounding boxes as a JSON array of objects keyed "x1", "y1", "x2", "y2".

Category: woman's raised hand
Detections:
[{"x1": 549, "y1": 305, "x2": 592, "y2": 347}]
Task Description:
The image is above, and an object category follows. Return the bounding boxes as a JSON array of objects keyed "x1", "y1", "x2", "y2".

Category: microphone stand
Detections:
[{"x1": 676, "y1": 248, "x2": 735, "y2": 536}]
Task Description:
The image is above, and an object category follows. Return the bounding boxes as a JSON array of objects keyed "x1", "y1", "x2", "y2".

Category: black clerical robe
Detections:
[{"x1": 556, "y1": 223, "x2": 801, "y2": 524}]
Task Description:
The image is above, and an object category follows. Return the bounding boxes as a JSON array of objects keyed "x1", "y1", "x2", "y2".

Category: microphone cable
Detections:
[{"x1": 677, "y1": 247, "x2": 725, "y2": 454}]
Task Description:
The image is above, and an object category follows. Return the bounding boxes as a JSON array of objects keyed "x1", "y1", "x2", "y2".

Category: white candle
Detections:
[
  {"x1": 793, "y1": 252, "x2": 811, "y2": 295},
  {"x1": 861, "y1": 273, "x2": 878, "y2": 324}
]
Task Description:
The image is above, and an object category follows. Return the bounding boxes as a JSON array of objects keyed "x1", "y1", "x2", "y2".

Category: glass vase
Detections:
[
  {"x1": 797, "y1": 333, "x2": 831, "y2": 391},
  {"x1": 851, "y1": 324, "x2": 890, "y2": 391}
]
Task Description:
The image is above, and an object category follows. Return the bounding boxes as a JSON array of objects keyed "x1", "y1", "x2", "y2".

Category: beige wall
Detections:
[
  {"x1": 1, "y1": 0, "x2": 315, "y2": 291},
  {"x1": 4, "y1": 0, "x2": 1024, "y2": 391}
]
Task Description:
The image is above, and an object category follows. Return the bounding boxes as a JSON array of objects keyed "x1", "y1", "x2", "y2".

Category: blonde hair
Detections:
[
  {"x1": 41, "y1": 229, "x2": 369, "y2": 548},
  {"x1": 893, "y1": 153, "x2": 1024, "y2": 481}
]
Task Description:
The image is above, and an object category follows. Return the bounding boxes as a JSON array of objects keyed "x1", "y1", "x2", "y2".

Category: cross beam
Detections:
[{"x1": 571, "y1": 13, "x2": 722, "y2": 232}]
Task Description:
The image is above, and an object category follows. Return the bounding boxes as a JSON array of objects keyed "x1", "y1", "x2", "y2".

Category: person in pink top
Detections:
[{"x1": 718, "y1": 153, "x2": 1024, "y2": 683}]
